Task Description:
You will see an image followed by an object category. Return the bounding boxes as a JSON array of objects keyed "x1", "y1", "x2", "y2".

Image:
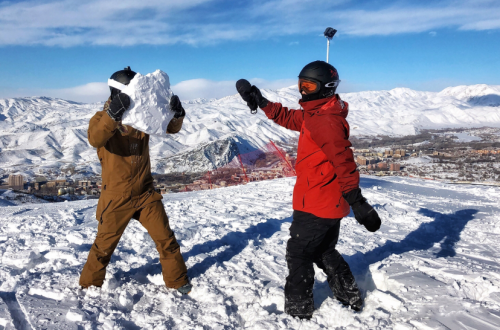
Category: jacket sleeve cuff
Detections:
[
  {"x1": 167, "y1": 116, "x2": 184, "y2": 134},
  {"x1": 260, "y1": 101, "x2": 274, "y2": 115},
  {"x1": 342, "y1": 188, "x2": 365, "y2": 206}
]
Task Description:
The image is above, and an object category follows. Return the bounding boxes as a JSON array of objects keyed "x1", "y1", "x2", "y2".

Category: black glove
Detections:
[
  {"x1": 343, "y1": 188, "x2": 381, "y2": 232},
  {"x1": 236, "y1": 79, "x2": 268, "y2": 113},
  {"x1": 107, "y1": 93, "x2": 130, "y2": 121},
  {"x1": 170, "y1": 95, "x2": 185, "y2": 118}
]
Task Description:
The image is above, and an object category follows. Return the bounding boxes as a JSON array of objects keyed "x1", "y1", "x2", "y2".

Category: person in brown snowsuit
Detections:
[{"x1": 80, "y1": 67, "x2": 192, "y2": 294}]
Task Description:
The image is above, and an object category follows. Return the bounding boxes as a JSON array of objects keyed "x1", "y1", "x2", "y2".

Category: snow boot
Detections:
[{"x1": 177, "y1": 282, "x2": 192, "y2": 295}]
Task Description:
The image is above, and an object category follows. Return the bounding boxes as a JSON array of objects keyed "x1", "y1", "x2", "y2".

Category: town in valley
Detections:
[{"x1": 2, "y1": 127, "x2": 500, "y2": 204}]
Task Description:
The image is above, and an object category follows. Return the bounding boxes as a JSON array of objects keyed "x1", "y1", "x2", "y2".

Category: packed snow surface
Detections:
[
  {"x1": 120, "y1": 70, "x2": 176, "y2": 137},
  {"x1": 0, "y1": 176, "x2": 499, "y2": 329},
  {"x1": 1, "y1": 84, "x2": 500, "y2": 175}
]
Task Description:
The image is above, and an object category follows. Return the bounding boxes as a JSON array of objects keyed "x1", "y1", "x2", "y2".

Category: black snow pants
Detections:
[{"x1": 284, "y1": 210, "x2": 362, "y2": 318}]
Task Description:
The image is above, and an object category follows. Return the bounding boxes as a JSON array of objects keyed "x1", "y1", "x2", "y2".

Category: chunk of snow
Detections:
[
  {"x1": 121, "y1": 70, "x2": 176, "y2": 137},
  {"x1": 66, "y1": 309, "x2": 85, "y2": 322},
  {"x1": 28, "y1": 288, "x2": 65, "y2": 301}
]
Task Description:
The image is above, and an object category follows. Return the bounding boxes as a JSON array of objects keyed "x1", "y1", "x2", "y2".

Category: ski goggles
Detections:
[{"x1": 298, "y1": 78, "x2": 341, "y2": 95}]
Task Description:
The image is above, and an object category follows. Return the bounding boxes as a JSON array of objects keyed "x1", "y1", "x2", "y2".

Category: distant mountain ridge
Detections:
[{"x1": 1, "y1": 84, "x2": 499, "y2": 178}]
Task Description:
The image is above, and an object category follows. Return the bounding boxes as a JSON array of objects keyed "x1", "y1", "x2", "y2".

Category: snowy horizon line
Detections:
[{"x1": 2, "y1": 82, "x2": 499, "y2": 105}]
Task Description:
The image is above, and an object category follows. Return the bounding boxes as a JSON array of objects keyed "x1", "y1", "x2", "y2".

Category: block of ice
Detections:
[{"x1": 120, "y1": 70, "x2": 175, "y2": 137}]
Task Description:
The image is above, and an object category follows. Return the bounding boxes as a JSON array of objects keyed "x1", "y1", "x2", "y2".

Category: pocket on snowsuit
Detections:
[{"x1": 96, "y1": 196, "x2": 113, "y2": 223}]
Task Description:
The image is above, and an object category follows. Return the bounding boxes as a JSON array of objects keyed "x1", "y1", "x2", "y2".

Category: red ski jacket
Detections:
[{"x1": 261, "y1": 95, "x2": 359, "y2": 219}]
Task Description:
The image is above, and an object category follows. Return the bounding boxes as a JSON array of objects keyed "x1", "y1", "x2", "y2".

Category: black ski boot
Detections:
[{"x1": 177, "y1": 282, "x2": 192, "y2": 295}]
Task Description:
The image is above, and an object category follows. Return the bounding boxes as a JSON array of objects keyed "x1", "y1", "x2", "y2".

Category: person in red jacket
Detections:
[{"x1": 236, "y1": 61, "x2": 381, "y2": 319}]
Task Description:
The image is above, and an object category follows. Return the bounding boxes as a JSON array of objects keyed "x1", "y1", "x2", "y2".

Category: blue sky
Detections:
[{"x1": 0, "y1": 0, "x2": 499, "y2": 102}]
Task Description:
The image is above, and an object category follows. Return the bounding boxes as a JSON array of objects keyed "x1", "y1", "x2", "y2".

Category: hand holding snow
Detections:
[{"x1": 120, "y1": 70, "x2": 176, "y2": 137}]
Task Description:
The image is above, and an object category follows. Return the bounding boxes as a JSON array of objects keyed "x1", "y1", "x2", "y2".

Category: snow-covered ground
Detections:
[
  {"x1": 0, "y1": 176, "x2": 499, "y2": 329},
  {"x1": 0, "y1": 190, "x2": 49, "y2": 207}
]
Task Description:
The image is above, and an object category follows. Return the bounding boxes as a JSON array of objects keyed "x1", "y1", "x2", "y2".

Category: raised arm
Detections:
[
  {"x1": 87, "y1": 110, "x2": 118, "y2": 148},
  {"x1": 235, "y1": 79, "x2": 303, "y2": 132},
  {"x1": 88, "y1": 93, "x2": 131, "y2": 148},
  {"x1": 167, "y1": 95, "x2": 186, "y2": 134},
  {"x1": 261, "y1": 102, "x2": 303, "y2": 132}
]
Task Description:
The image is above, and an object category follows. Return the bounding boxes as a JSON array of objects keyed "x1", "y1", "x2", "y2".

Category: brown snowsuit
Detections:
[{"x1": 79, "y1": 98, "x2": 188, "y2": 289}]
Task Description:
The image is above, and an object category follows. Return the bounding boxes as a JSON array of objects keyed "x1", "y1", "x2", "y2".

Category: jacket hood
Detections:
[{"x1": 299, "y1": 94, "x2": 348, "y2": 118}]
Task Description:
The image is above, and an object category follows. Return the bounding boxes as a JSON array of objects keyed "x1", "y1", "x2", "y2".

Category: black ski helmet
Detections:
[
  {"x1": 298, "y1": 60, "x2": 340, "y2": 101},
  {"x1": 109, "y1": 66, "x2": 136, "y2": 99}
]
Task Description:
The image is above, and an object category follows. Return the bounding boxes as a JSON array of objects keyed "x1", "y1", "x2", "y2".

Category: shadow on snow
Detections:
[
  {"x1": 112, "y1": 216, "x2": 291, "y2": 283},
  {"x1": 112, "y1": 204, "x2": 476, "y2": 309},
  {"x1": 314, "y1": 207, "x2": 478, "y2": 308},
  {"x1": 185, "y1": 217, "x2": 291, "y2": 278}
]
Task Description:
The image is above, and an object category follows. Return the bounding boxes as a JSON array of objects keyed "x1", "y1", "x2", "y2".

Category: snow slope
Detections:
[
  {"x1": 0, "y1": 176, "x2": 499, "y2": 329},
  {"x1": 343, "y1": 84, "x2": 500, "y2": 135},
  {"x1": 1, "y1": 84, "x2": 500, "y2": 176}
]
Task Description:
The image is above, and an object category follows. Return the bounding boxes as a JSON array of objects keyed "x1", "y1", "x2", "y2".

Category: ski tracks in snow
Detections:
[{"x1": 0, "y1": 177, "x2": 499, "y2": 329}]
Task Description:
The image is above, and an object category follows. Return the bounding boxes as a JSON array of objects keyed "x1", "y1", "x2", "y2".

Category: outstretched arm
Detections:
[
  {"x1": 261, "y1": 102, "x2": 303, "y2": 132},
  {"x1": 235, "y1": 80, "x2": 303, "y2": 132}
]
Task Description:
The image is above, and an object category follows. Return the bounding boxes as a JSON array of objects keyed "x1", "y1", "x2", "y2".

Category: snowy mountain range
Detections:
[{"x1": 0, "y1": 84, "x2": 499, "y2": 177}]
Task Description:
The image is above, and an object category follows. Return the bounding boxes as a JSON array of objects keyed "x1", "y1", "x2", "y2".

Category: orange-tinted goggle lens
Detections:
[{"x1": 298, "y1": 79, "x2": 320, "y2": 94}]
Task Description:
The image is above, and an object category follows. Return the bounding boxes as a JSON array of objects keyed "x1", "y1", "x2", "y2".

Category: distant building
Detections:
[
  {"x1": 356, "y1": 156, "x2": 367, "y2": 166},
  {"x1": 55, "y1": 179, "x2": 67, "y2": 186},
  {"x1": 78, "y1": 180, "x2": 96, "y2": 187},
  {"x1": 471, "y1": 149, "x2": 499, "y2": 155},
  {"x1": 8, "y1": 175, "x2": 24, "y2": 189},
  {"x1": 433, "y1": 151, "x2": 452, "y2": 157},
  {"x1": 390, "y1": 163, "x2": 401, "y2": 171},
  {"x1": 377, "y1": 162, "x2": 388, "y2": 170}
]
